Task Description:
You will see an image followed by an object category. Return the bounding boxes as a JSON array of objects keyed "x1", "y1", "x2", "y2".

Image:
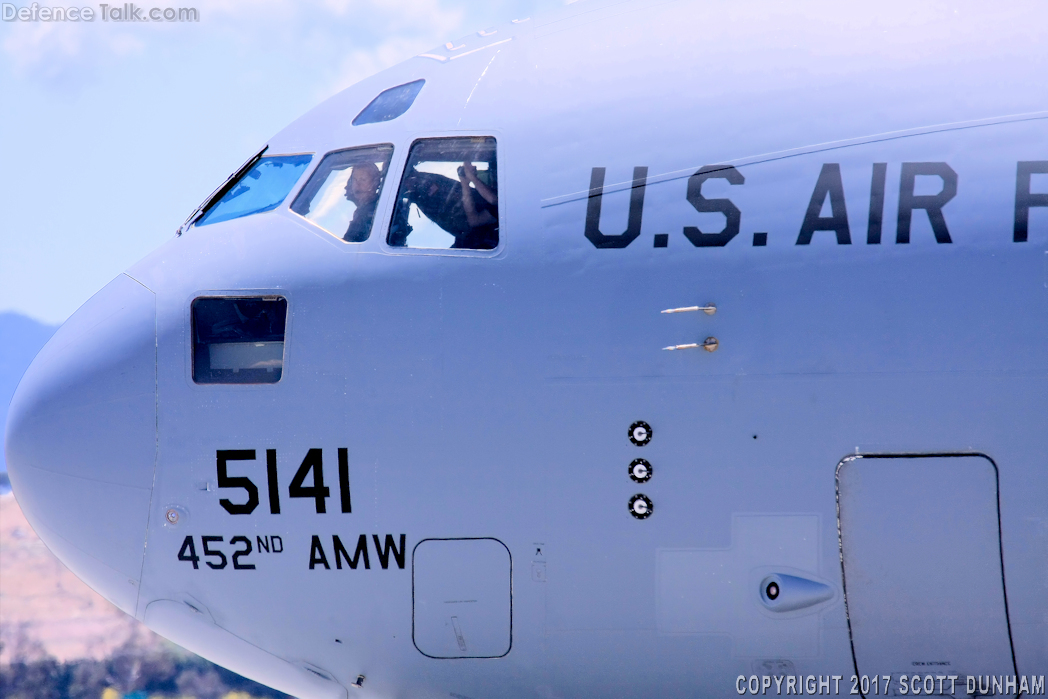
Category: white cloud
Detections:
[
  {"x1": 324, "y1": 35, "x2": 431, "y2": 97},
  {"x1": 2, "y1": 0, "x2": 565, "y2": 94},
  {"x1": 1, "y1": 0, "x2": 465, "y2": 90},
  {"x1": 1, "y1": 16, "x2": 146, "y2": 85}
]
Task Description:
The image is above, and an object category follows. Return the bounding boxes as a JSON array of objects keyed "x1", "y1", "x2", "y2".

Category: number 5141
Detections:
[{"x1": 216, "y1": 448, "x2": 351, "y2": 515}]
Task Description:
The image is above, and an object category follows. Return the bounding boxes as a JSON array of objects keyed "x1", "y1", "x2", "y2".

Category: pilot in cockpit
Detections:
[
  {"x1": 394, "y1": 159, "x2": 498, "y2": 250},
  {"x1": 343, "y1": 161, "x2": 382, "y2": 242}
]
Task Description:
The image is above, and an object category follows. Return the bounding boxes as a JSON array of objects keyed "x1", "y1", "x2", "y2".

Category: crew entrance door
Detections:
[{"x1": 837, "y1": 454, "x2": 1016, "y2": 692}]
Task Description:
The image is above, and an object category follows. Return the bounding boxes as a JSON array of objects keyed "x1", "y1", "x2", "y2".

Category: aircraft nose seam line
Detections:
[
  {"x1": 123, "y1": 272, "x2": 155, "y2": 294},
  {"x1": 134, "y1": 295, "x2": 160, "y2": 619},
  {"x1": 36, "y1": 274, "x2": 153, "y2": 359},
  {"x1": 19, "y1": 463, "x2": 153, "y2": 491},
  {"x1": 21, "y1": 392, "x2": 156, "y2": 417}
]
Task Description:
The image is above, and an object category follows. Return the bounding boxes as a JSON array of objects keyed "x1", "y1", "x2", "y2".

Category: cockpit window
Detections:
[
  {"x1": 290, "y1": 144, "x2": 394, "y2": 242},
  {"x1": 196, "y1": 155, "x2": 313, "y2": 227},
  {"x1": 192, "y1": 297, "x2": 287, "y2": 384},
  {"x1": 352, "y1": 80, "x2": 425, "y2": 126},
  {"x1": 388, "y1": 137, "x2": 498, "y2": 250}
]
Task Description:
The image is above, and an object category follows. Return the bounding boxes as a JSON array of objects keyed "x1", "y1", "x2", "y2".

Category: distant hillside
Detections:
[
  {"x1": 0, "y1": 313, "x2": 60, "y2": 475},
  {"x1": 0, "y1": 493, "x2": 154, "y2": 663},
  {"x1": 0, "y1": 493, "x2": 289, "y2": 699}
]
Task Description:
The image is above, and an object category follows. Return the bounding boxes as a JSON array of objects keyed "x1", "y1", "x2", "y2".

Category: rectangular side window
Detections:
[
  {"x1": 192, "y1": 297, "x2": 287, "y2": 384},
  {"x1": 290, "y1": 144, "x2": 394, "y2": 242},
  {"x1": 388, "y1": 137, "x2": 498, "y2": 250}
]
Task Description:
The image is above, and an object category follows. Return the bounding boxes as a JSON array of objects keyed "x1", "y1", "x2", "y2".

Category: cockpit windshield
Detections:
[{"x1": 196, "y1": 154, "x2": 313, "y2": 227}]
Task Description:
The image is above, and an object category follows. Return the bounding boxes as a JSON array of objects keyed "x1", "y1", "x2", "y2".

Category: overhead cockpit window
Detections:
[
  {"x1": 192, "y1": 297, "x2": 287, "y2": 384},
  {"x1": 388, "y1": 137, "x2": 499, "y2": 250},
  {"x1": 196, "y1": 155, "x2": 313, "y2": 227},
  {"x1": 352, "y1": 80, "x2": 425, "y2": 126},
  {"x1": 290, "y1": 144, "x2": 394, "y2": 242}
]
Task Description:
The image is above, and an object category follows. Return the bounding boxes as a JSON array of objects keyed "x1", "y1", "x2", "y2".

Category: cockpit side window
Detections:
[
  {"x1": 196, "y1": 155, "x2": 313, "y2": 227},
  {"x1": 290, "y1": 144, "x2": 394, "y2": 242},
  {"x1": 192, "y1": 297, "x2": 287, "y2": 384},
  {"x1": 388, "y1": 137, "x2": 498, "y2": 251}
]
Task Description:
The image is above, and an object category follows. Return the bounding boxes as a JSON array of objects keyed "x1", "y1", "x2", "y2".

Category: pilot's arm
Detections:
[
  {"x1": 460, "y1": 161, "x2": 497, "y2": 207},
  {"x1": 458, "y1": 164, "x2": 497, "y2": 229}
]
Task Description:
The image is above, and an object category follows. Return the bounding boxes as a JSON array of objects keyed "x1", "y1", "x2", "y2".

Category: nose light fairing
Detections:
[{"x1": 5, "y1": 274, "x2": 157, "y2": 614}]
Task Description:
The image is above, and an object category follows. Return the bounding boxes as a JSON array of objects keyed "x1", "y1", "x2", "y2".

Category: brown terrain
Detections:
[{"x1": 0, "y1": 492, "x2": 163, "y2": 663}]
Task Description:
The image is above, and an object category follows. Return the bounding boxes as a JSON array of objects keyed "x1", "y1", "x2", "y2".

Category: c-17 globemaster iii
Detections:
[{"x1": 6, "y1": 1, "x2": 1048, "y2": 697}]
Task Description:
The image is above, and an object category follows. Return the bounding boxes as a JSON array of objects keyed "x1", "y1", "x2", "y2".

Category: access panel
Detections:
[
  {"x1": 412, "y1": 538, "x2": 511, "y2": 659},
  {"x1": 837, "y1": 455, "x2": 1016, "y2": 692}
]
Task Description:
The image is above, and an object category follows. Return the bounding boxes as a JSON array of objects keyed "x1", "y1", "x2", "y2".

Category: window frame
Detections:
[{"x1": 381, "y1": 133, "x2": 507, "y2": 258}]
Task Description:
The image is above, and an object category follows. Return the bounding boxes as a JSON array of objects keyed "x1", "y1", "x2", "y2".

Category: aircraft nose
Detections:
[{"x1": 4, "y1": 274, "x2": 157, "y2": 615}]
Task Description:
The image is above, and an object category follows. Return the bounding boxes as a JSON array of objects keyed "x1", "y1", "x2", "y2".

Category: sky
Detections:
[{"x1": 0, "y1": 0, "x2": 567, "y2": 325}]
